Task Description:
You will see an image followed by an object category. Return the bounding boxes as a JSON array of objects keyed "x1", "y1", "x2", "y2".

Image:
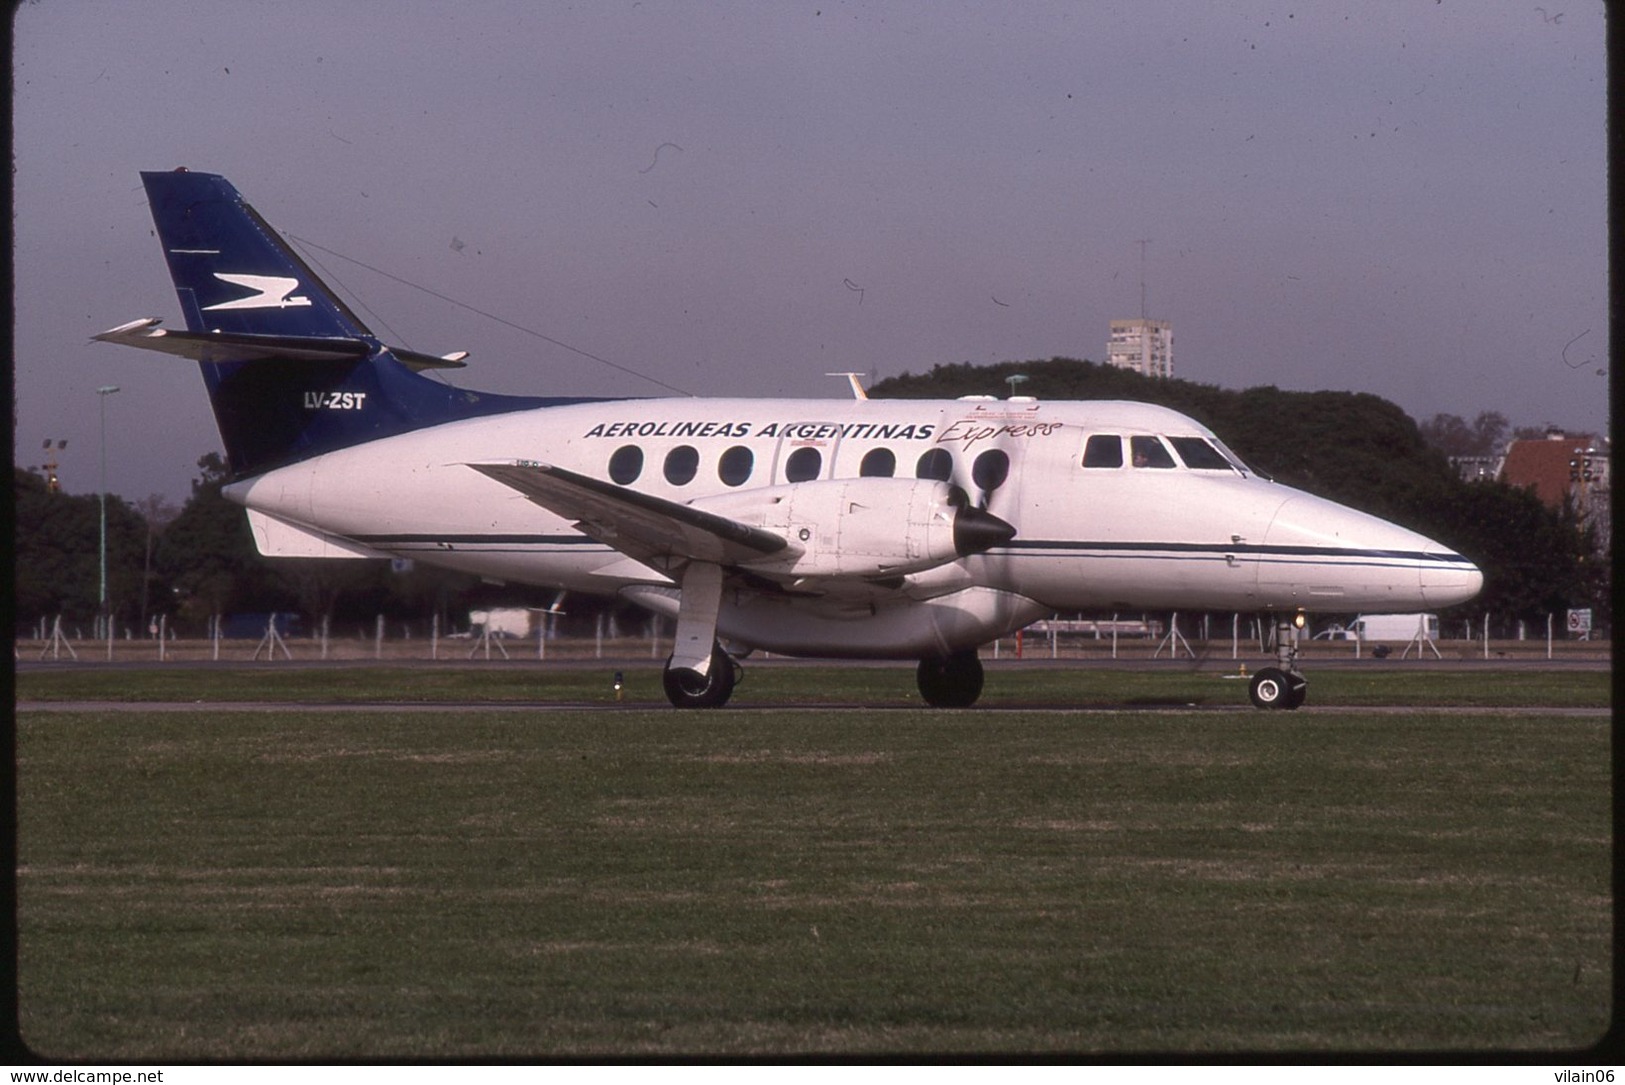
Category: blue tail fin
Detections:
[
  {"x1": 143, "y1": 169, "x2": 372, "y2": 341},
  {"x1": 127, "y1": 169, "x2": 577, "y2": 478}
]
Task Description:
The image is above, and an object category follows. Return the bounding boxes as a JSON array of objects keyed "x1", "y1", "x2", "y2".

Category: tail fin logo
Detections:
[{"x1": 202, "y1": 273, "x2": 312, "y2": 311}]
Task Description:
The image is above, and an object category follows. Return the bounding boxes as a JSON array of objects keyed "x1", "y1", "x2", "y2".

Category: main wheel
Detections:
[
  {"x1": 662, "y1": 643, "x2": 738, "y2": 708},
  {"x1": 1249, "y1": 666, "x2": 1307, "y2": 710},
  {"x1": 916, "y1": 650, "x2": 985, "y2": 708}
]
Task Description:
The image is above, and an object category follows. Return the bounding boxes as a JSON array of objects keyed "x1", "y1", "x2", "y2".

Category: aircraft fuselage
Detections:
[{"x1": 226, "y1": 394, "x2": 1481, "y2": 659}]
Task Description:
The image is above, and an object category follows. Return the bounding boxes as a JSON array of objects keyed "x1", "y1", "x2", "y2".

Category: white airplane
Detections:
[{"x1": 97, "y1": 169, "x2": 1483, "y2": 709}]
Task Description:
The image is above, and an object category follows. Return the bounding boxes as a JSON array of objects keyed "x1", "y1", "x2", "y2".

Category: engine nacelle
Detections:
[{"x1": 690, "y1": 476, "x2": 1014, "y2": 580}]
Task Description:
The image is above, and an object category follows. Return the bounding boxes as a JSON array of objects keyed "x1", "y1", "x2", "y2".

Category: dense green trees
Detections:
[
  {"x1": 15, "y1": 468, "x2": 153, "y2": 630},
  {"x1": 1417, "y1": 411, "x2": 1510, "y2": 458}
]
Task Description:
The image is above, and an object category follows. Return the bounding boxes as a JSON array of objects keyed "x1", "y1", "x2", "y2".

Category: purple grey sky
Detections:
[{"x1": 14, "y1": 1, "x2": 1609, "y2": 505}]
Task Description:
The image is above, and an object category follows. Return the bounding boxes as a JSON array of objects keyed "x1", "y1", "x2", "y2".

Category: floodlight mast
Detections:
[{"x1": 97, "y1": 385, "x2": 120, "y2": 632}]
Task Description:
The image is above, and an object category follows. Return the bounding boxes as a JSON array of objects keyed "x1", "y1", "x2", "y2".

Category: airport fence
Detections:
[{"x1": 19, "y1": 610, "x2": 1610, "y2": 665}]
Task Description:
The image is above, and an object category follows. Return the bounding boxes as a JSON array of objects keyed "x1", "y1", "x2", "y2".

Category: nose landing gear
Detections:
[{"x1": 1249, "y1": 613, "x2": 1308, "y2": 710}]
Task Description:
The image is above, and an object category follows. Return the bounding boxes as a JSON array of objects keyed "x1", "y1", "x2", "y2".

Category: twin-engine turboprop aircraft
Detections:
[{"x1": 97, "y1": 169, "x2": 1483, "y2": 708}]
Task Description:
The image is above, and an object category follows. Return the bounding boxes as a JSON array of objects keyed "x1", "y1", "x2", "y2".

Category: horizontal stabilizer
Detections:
[
  {"x1": 387, "y1": 347, "x2": 471, "y2": 372},
  {"x1": 468, "y1": 460, "x2": 789, "y2": 571},
  {"x1": 93, "y1": 318, "x2": 467, "y2": 371}
]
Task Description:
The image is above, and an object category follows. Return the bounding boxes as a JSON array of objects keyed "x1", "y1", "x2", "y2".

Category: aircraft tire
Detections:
[
  {"x1": 1285, "y1": 671, "x2": 1308, "y2": 709},
  {"x1": 662, "y1": 644, "x2": 737, "y2": 708},
  {"x1": 1248, "y1": 666, "x2": 1306, "y2": 710},
  {"x1": 916, "y1": 650, "x2": 984, "y2": 708}
]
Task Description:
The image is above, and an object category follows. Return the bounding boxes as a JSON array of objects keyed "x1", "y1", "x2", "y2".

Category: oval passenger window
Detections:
[
  {"x1": 785, "y1": 446, "x2": 822, "y2": 482},
  {"x1": 608, "y1": 445, "x2": 643, "y2": 485},
  {"x1": 663, "y1": 445, "x2": 699, "y2": 485}
]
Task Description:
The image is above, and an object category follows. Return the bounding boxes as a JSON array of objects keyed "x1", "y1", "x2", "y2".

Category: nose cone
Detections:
[
  {"x1": 1261, "y1": 493, "x2": 1483, "y2": 611},
  {"x1": 1420, "y1": 545, "x2": 1483, "y2": 608},
  {"x1": 952, "y1": 505, "x2": 1017, "y2": 557}
]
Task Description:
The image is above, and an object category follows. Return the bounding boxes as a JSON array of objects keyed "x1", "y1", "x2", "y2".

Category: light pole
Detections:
[{"x1": 97, "y1": 385, "x2": 120, "y2": 636}]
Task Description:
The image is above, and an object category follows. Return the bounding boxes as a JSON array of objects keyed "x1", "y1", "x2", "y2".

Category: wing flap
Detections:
[{"x1": 468, "y1": 460, "x2": 790, "y2": 570}]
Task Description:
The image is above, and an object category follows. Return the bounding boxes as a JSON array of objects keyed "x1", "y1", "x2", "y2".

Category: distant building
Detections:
[
  {"x1": 1448, "y1": 455, "x2": 1499, "y2": 484},
  {"x1": 1106, "y1": 318, "x2": 1173, "y2": 378},
  {"x1": 1499, "y1": 431, "x2": 1611, "y2": 554}
]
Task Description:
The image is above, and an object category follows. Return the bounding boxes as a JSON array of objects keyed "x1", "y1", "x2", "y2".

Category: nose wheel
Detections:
[
  {"x1": 1248, "y1": 666, "x2": 1307, "y2": 709},
  {"x1": 1250, "y1": 614, "x2": 1308, "y2": 710}
]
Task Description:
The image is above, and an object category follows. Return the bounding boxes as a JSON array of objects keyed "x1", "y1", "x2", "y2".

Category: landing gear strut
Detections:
[
  {"x1": 1249, "y1": 613, "x2": 1307, "y2": 710},
  {"x1": 662, "y1": 641, "x2": 740, "y2": 708},
  {"x1": 916, "y1": 649, "x2": 984, "y2": 708}
]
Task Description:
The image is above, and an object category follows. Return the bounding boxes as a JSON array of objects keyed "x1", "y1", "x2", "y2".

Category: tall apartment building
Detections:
[{"x1": 1106, "y1": 318, "x2": 1173, "y2": 378}]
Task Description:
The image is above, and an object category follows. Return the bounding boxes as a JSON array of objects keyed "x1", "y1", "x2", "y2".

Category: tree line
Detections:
[{"x1": 14, "y1": 359, "x2": 1608, "y2": 637}]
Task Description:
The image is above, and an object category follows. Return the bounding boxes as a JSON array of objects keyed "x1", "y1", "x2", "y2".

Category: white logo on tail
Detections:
[{"x1": 202, "y1": 274, "x2": 312, "y2": 311}]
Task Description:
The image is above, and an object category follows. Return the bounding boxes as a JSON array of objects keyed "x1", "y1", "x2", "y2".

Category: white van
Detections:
[{"x1": 1348, "y1": 613, "x2": 1439, "y2": 641}]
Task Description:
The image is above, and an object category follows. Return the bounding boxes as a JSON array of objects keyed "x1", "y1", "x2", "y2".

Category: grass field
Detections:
[{"x1": 15, "y1": 670, "x2": 1612, "y2": 1057}]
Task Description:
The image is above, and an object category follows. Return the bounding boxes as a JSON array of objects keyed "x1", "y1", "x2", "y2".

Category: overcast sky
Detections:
[{"x1": 13, "y1": 0, "x2": 1609, "y2": 505}]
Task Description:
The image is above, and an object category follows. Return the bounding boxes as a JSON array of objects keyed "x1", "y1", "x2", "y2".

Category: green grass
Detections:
[
  {"x1": 15, "y1": 662, "x2": 1613, "y2": 708},
  {"x1": 16, "y1": 706, "x2": 1611, "y2": 1057}
]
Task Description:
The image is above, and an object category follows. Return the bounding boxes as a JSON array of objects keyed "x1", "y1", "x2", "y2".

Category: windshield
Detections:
[{"x1": 1167, "y1": 436, "x2": 1235, "y2": 472}]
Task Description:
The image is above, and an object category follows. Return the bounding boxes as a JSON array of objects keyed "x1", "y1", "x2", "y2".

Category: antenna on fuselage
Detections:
[
  {"x1": 826, "y1": 372, "x2": 869, "y2": 400},
  {"x1": 1137, "y1": 238, "x2": 1152, "y2": 318}
]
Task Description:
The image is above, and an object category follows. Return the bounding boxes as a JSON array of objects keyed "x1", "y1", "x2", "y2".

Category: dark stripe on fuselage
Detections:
[
  {"x1": 353, "y1": 533, "x2": 608, "y2": 546},
  {"x1": 350, "y1": 532, "x2": 1468, "y2": 570},
  {"x1": 1003, "y1": 539, "x2": 1472, "y2": 564}
]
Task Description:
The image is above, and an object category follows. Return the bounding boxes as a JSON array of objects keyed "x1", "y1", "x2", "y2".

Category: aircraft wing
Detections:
[{"x1": 468, "y1": 460, "x2": 791, "y2": 571}]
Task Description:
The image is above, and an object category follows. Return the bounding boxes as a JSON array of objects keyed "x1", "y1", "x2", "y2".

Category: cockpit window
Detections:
[
  {"x1": 1130, "y1": 435, "x2": 1176, "y2": 469},
  {"x1": 1167, "y1": 436, "x2": 1234, "y2": 471},
  {"x1": 1082, "y1": 434, "x2": 1123, "y2": 468}
]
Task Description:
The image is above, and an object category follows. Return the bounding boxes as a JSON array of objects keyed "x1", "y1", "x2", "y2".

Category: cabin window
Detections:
[
  {"x1": 1130, "y1": 435, "x2": 1176, "y2": 469},
  {"x1": 785, "y1": 446, "x2": 822, "y2": 482},
  {"x1": 972, "y1": 449, "x2": 1010, "y2": 493},
  {"x1": 915, "y1": 448, "x2": 954, "y2": 481},
  {"x1": 859, "y1": 448, "x2": 896, "y2": 478},
  {"x1": 608, "y1": 445, "x2": 643, "y2": 485},
  {"x1": 663, "y1": 445, "x2": 699, "y2": 485},
  {"x1": 718, "y1": 445, "x2": 754, "y2": 487},
  {"x1": 1168, "y1": 436, "x2": 1234, "y2": 471},
  {"x1": 1082, "y1": 435, "x2": 1123, "y2": 468}
]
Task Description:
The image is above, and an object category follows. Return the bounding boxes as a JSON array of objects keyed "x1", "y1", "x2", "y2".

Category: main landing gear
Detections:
[
  {"x1": 1249, "y1": 612, "x2": 1308, "y2": 710},
  {"x1": 662, "y1": 641, "x2": 741, "y2": 708},
  {"x1": 916, "y1": 649, "x2": 984, "y2": 708}
]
